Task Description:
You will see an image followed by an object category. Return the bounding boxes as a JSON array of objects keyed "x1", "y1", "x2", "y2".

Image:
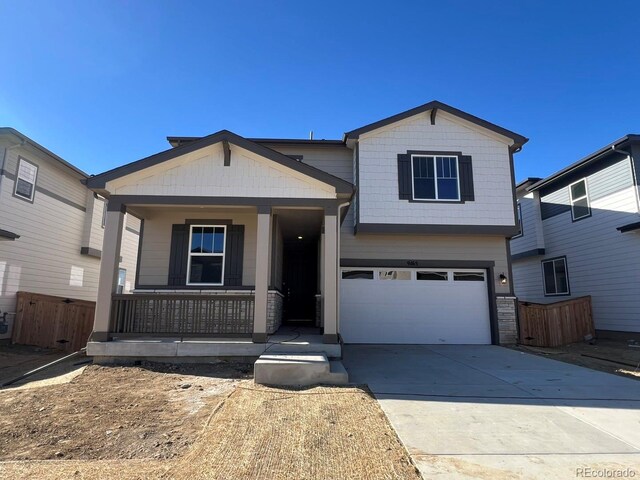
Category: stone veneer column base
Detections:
[
  {"x1": 266, "y1": 291, "x2": 284, "y2": 334},
  {"x1": 496, "y1": 296, "x2": 518, "y2": 344}
]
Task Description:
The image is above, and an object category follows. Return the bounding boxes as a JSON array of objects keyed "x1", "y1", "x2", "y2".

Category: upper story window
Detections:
[
  {"x1": 14, "y1": 157, "x2": 38, "y2": 202},
  {"x1": 411, "y1": 155, "x2": 460, "y2": 201},
  {"x1": 513, "y1": 203, "x2": 523, "y2": 238},
  {"x1": 542, "y1": 257, "x2": 570, "y2": 296},
  {"x1": 187, "y1": 225, "x2": 226, "y2": 285},
  {"x1": 569, "y1": 179, "x2": 590, "y2": 221}
]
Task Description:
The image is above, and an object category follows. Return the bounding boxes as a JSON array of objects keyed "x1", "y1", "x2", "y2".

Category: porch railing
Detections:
[{"x1": 110, "y1": 294, "x2": 255, "y2": 336}]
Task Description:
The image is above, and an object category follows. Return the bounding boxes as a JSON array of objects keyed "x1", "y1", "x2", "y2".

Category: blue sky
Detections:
[{"x1": 1, "y1": 1, "x2": 639, "y2": 182}]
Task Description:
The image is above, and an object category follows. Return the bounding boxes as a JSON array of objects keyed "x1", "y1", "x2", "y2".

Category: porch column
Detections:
[
  {"x1": 253, "y1": 206, "x2": 272, "y2": 343},
  {"x1": 322, "y1": 210, "x2": 339, "y2": 344},
  {"x1": 92, "y1": 203, "x2": 126, "y2": 341}
]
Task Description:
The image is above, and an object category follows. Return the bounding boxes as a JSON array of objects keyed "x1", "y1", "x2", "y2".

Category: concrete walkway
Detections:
[{"x1": 343, "y1": 345, "x2": 640, "y2": 479}]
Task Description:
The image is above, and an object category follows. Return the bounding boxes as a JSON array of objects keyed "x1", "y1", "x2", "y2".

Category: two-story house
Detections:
[
  {"x1": 84, "y1": 100, "x2": 527, "y2": 361},
  {"x1": 0, "y1": 128, "x2": 140, "y2": 339},
  {"x1": 511, "y1": 135, "x2": 640, "y2": 335}
]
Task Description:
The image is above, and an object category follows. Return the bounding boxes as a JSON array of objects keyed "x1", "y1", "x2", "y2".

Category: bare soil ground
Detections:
[
  {"x1": 0, "y1": 344, "x2": 67, "y2": 386},
  {"x1": 513, "y1": 338, "x2": 640, "y2": 380},
  {"x1": 0, "y1": 364, "x2": 420, "y2": 480}
]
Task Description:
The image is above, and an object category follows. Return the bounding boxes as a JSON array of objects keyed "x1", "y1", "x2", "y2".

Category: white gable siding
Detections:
[
  {"x1": 512, "y1": 158, "x2": 640, "y2": 332},
  {"x1": 106, "y1": 143, "x2": 336, "y2": 199},
  {"x1": 357, "y1": 111, "x2": 515, "y2": 226}
]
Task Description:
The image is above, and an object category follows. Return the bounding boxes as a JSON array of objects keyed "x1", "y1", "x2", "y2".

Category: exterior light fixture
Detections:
[
  {"x1": 297, "y1": 236, "x2": 303, "y2": 240},
  {"x1": 499, "y1": 273, "x2": 508, "y2": 285}
]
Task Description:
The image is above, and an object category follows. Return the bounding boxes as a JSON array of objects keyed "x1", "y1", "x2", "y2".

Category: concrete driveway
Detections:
[{"x1": 343, "y1": 345, "x2": 640, "y2": 479}]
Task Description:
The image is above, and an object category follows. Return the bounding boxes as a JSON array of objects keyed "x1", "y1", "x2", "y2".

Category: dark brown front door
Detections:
[{"x1": 282, "y1": 240, "x2": 317, "y2": 322}]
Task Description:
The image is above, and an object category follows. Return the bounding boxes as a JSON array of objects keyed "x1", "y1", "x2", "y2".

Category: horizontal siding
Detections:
[
  {"x1": 3, "y1": 146, "x2": 87, "y2": 207},
  {"x1": 515, "y1": 183, "x2": 640, "y2": 332},
  {"x1": 540, "y1": 188, "x2": 570, "y2": 220},
  {"x1": 119, "y1": 215, "x2": 140, "y2": 293},
  {"x1": 340, "y1": 232, "x2": 510, "y2": 295},
  {"x1": 136, "y1": 208, "x2": 257, "y2": 287},
  {"x1": 511, "y1": 194, "x2": 538, "y2": 254},
  {"x1": 266, "y1": 145, "x2": 353, "y2": 183}
]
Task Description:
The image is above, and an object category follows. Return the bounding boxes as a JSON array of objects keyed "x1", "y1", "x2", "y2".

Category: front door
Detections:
[{"x1": 282, "y1": 240, "x2": 317, "y2": 322}]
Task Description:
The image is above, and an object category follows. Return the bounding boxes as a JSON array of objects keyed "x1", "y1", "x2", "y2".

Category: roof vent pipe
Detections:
[{"x1": 309, "y1": 130, "x2": 314, "y2": 140}]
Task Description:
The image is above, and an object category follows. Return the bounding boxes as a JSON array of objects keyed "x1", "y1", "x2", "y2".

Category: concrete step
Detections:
[
  {"x1": 254, "y1": 354, "x2": 349, "y2": 387},
  {"x1": 326, "y1": 361, "x2": 349, "y2": 386}
]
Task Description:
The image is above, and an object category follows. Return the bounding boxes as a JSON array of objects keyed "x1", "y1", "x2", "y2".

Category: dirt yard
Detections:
[
  {"x1": 0, "y1": 363, "x2": 420, "y2": 479},
  {"x1": 514, "y1": 338, "x2": 640, "y2": 380}
]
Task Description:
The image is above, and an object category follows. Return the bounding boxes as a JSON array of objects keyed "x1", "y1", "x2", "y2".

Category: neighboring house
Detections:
[
  {"x1": 0, "y1": 128, "x2": 140, "y2": 339},
  {"x1": 511, "y1": 134, "x2": 640, "y2": 334},
  {"x1": 84, "y1": 100, "x2": 527, "y2": 360}
]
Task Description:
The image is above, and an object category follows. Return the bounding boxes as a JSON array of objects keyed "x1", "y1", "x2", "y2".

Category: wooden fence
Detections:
[
  {"x1": 518, "y1": 296, "x2": 594, "y2": 347},
  {"x1": 12, "y1": 291, "x2": 95, "y2": 352}
]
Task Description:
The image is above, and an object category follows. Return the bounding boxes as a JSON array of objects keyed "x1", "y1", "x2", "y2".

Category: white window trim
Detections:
[
  {"x1": 14, "y1": 157, "x2": 38, "y2": 202},
  {"x1": 186, "y1": 225, "x2": 226, "y2": 286},
  {"x1": 410, "y1": 154, "x2": 461, "y2": 202},
  {"x1": 569, "y1": 178, "x2": 591, "y2": 221},
  {"x1": 541, "y1": 257, "x2": 570, "y2": 296},
  {"x1": 512, "y1": 203, "x2": 523, "y2": 238}
]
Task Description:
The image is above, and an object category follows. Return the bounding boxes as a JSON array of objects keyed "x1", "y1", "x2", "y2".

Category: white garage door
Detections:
[{"x1": 340, "y1": 268, "x2": 492, "y2": 344}]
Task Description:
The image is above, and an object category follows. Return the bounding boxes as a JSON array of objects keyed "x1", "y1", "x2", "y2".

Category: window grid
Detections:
[
  {"x1": 569, "y1": 179, "x2": 591, "y2": 221},
  {"x1": 411, "y1": 155, "x2": 460, "y2": 201},
  {"x1": 14, "y1": 158, "x2": 38, "y2": 201},
  {"x1": 186, "y1": 225, "x2": 226, "y2": 286}
]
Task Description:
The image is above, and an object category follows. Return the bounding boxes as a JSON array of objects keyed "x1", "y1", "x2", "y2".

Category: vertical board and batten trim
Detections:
[
  {"x1": 397, "y1": 154, "x2": 411, "y2": 199},
  {"x1": 459, "y1": 155, "x2": 475, "y2": 201},
  {"x1": 168, "y1": 224, "x2": 189, "y2": 286},
  {"x1": 224, "y1": 225, "x2": 245, "y2": 286}
]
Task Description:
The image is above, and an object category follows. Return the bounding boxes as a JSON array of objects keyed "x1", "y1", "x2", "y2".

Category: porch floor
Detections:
[{"x1": 86, "y1": 326, "x2": 340, "y2": 360}]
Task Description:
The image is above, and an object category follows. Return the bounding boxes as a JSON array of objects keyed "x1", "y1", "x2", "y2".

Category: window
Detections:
[
  {"x1": 117, "y1": 268, "x2": 127, "y2": 294},
  {"x1": 542, "y1": 257, "x2": 570, "y2": 295},
  {"x1": 569, "y1": 179, "x2": 590, "y2": 221},
  {"x1": 101, "y1": 202, "x2": 107, "y2": 228},
  {"x1": 417, "y1": 271, "x2": 448, "y2": 281},
  {"x1": 412, "y1": 155, "x2": 460, "y2": 201},
  {"x1": 453, "y1": 272, "x2": 485, "y2": 282},
  {"x1": 14, "y1": 158, "x2": 38, "y2": 201},
  {"x1": 187, "y1": 225, "x2": 226, "y2": 285},
  {"x1": 513, "y1": 203, "x2": 523, "y2": 238},
  {"x1": 342, "y1": 270, "x2": 373, "y2": 280},
  {"x1": 378, "y1": 270, "x2": 411, "y2": 280}
]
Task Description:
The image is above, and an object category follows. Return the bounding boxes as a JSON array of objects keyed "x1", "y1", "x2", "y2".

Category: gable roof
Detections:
[
  {"x1": 0, "y1": 127, "x2": 88, "y2": 178},
  {"x1": 86, "y1": 130, "x2": 354, "y2": 195},
  {"x1": 528, "y1": 134, "x2": 640, "y2": 192},
  {"x1": 343, "y1": 100, "x2": 528, "y2": 150}
]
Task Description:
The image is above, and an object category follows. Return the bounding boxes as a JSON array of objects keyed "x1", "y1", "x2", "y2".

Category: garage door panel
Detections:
[{"x1": 340, "y1": 268, "x2": 491, "y2": 344}]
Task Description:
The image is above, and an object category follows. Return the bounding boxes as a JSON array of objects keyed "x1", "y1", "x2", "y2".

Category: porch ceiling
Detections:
[{"x1": 275, "y1": 208, "x2": 323, "y2": 241}]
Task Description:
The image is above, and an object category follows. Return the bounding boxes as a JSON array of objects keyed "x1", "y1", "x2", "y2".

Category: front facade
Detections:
[
  {"x1": 0, "y1": 128, "x2": 140, "y2": 339},
  {"x1": 85, "y1": 101, "x2": 527, "y2": 358},
  {"x1": 511, "y1": 135, "x2": 640, "y2": 333}
]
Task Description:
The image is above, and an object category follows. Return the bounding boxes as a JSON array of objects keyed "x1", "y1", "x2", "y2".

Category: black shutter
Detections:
[
  {"x1": 459, "y1": 155, "x2": 475, "y2": 202},
  {"x1": 397, "y1": 154, "x2": 412, "y2": 200},
  {"x1": 224, "y1": 225, "x2": 244, "y2": 286},
  {"x1": 168, "y1": 224, "x2": 189, "y2": 286}
]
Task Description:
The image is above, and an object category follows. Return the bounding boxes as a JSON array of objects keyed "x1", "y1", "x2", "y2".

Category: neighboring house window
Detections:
[
  {"x1": 14, "y1": 158, "x2": 38, "y2": 201},
  {"x1": 187, "y1": 225, "x2": 226, "y2": 285},
  {"x1": 542, "y1": 257, "x2": 570, "y2": 296},
  {"x1": 411, "y1": 155, "x2": 460, "y2": 201},
  {"x1": 569, "y1": 179, "x2": 590, "y2": 221},
  {"x1": 513, "y1": 203, "x2": 523, "y2": 238},
  {"x1": 117, "y1": 268, "x2": 127, "y2": 294}
]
